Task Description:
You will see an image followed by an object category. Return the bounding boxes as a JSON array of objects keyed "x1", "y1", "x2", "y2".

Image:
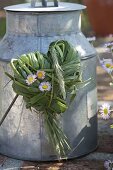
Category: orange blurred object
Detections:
[{"x1": 83, "y1": 0, "x2": 113, "y2": 36}]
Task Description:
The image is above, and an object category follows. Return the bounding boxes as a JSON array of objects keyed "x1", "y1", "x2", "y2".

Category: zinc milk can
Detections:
[{"x1": 0, "y1": 1, "x2": 97, "y2": 161}]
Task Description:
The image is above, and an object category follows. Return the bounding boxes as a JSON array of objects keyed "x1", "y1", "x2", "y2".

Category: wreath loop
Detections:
[{"x1": 6, "y1": 40, "x2": 88, "y2": 158}]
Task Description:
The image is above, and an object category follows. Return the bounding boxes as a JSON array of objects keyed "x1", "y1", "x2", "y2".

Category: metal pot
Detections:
[{"x1": 0, "y1": 1, "x2": 97, "y2": 161}]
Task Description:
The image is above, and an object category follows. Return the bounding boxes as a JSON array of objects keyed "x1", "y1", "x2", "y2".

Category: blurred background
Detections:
[{"x1": 0, "y1": 0, "x2": 92, "y2": 38}]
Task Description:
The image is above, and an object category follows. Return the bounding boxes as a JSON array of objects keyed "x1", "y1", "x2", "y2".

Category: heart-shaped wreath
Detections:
[{"x1": 4, "y1": 40, "x2": 89, "y2": 158}]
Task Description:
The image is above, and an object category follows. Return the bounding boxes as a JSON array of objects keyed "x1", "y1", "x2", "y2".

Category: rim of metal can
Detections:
[{"x1": 4, "y1": 2, "x2": 86, "y2": 12}]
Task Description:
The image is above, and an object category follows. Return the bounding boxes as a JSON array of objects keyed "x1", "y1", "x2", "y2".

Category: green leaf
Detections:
[
  {"x1": 30, "y1": 93, "x2": 44, "y2": 105},
  {"x1": 20, "y1": 54, "x2": 30, "y2": 65},
  {"x1": 12, "y1": 82, "x2": 32, "y2": 97},
  {"x1": 5, "y1": 72, "x2": 14, "y2": 80},
  {"x1": 50, "y1": 100, "x2": 68, "y2": 113},
  {"x1": 14, "y1": 81, "x2": 39, "y2": 93},
  {"x1": 70, "y1": 93, "x2": 77, "y2": 103},
  {"x1": 35, "y1": 51, "x2": 44, "y2": 68},
  {"x1": 49, "y1": 46, "x2": 66, "y2": 99},
  {"x1": 27, "y1": 53, "x2": 39, "y2": 69},
  {"x1": 10, "y1": 59, "x2": 23, "y2": 78},
  {"x1": 18, "y1": 59, "x2": 32, "y2": 75},
  {"x1": 57, "y1": 101, "x2": 68, "y2": 113},
  {"x1": 55, "y1": 45, "x2": 64, "y2": 63}
]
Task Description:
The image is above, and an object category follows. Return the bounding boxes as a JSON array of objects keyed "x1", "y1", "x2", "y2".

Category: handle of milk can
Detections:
[
  {"x1": 31, "y1": 0, "x2": 58, "y2": 7},
  {"x1": 54, "y1": 0, "x2": 59, "y2": 7}
]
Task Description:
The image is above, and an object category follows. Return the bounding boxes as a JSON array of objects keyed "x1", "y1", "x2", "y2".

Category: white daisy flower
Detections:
[
  {"x1": 36, "y1": 70, "x2": 45, "y2": 80},
  {"x1": 39, "y1": 82, "x2": 51, "y2": 92},
  {"x1": 99, "y1": 103, "x2": 111, "y2": 120},
  {"x1": 104, "y1": 160, "x2": 113, "y2": 170},
  {"x1": 100, "y1": 58, "x2": 113, "y2": 73},
  {"x1": 104, "y1": 160, "x2": 110, "y2": 169},
  {"x1": 26, "y1": 74, "x2": 37, "y2": 85},
  {"x1": 105, "y1": 41, "x2": 113, "y2": 48}
]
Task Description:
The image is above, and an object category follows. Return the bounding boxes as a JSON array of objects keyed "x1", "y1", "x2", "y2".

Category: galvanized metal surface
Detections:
[
  {"x1": 4, "y1": 2, "x2": 86, "y2": 12},
  {"x1": 0, "y1": 2, "x2": 97, "y2": 161},
  {"x1": 31, "y1": 0, "x2": 58, "y2": 7}
]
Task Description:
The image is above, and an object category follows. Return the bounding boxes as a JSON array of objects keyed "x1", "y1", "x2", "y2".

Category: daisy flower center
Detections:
[
  {"x1": 37, "y1": 72, "x2": 43, "y2": 78},
  {"x1": 28, "y1": 77, "x2": 34, "y2": 83},
  {"x1": 105, "y1": 63, "x2": 111, "y2": 68},
  {"x1": 26, "y1": 74, "x2": 36, "y2": 85},
  {"x1": 42, "y1": 84, "x2": 48, "y2": 90},
  {"x1": 39, "y1": 81, "x2": 51, "y2": 92},
  {"x1": 36, "y1": 71, "x2": 45, "y2": 79},
  {"x1": 103, "y1": 108, "x2": 108, "y2": 115}
]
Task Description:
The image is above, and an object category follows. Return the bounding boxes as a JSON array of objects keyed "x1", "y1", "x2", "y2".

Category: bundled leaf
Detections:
[{"x1": 6, "y1": 40, "x2": 87, "y2": 158}]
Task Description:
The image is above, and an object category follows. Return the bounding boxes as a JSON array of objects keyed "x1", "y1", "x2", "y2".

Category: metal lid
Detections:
[{"x1": 4, "y1": 2, "x2": 86, "y2": 12}]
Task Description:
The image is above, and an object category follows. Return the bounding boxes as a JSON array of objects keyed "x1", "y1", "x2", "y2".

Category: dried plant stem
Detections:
[{"x1": 0, "y1": 94, "x2": 18, "y2": 126}]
